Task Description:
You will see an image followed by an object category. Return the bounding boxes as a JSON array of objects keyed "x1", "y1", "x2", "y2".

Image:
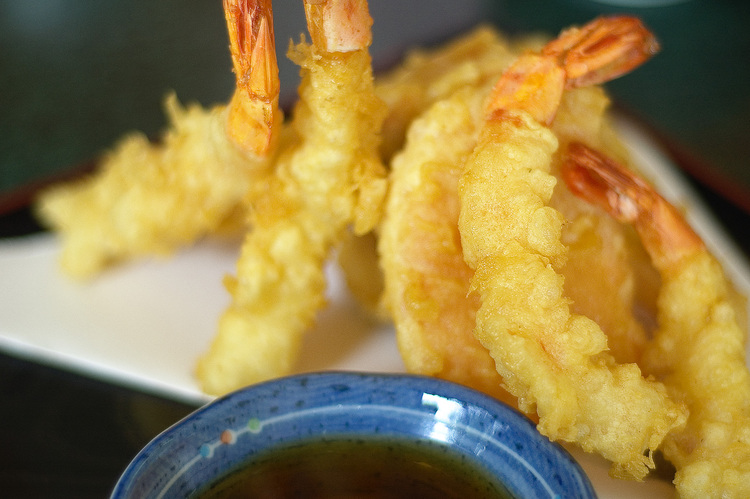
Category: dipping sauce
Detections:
[{"x1": 195, "y1": 436, "x2": 514, "y2": 498}]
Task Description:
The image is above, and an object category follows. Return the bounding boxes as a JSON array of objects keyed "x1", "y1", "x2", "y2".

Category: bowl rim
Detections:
[{"x1": 111, "y1": 371, "x2": 596, "y2": 499}]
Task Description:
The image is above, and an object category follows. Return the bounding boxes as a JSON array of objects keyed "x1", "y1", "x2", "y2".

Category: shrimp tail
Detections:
[
  {"x1": 486, "y1": 16, "x2": 659, "y2": 125},
  {"x1": 224, "y1": 0, "x2": 281, "y2": 156},
  {"x1": 303, "y1": 0, "x2": 373, "y2": 53},
  {"x1": 544, "y1": 15, "x2": 660, "y2": 89},
  {"x1": 561, "y1": 141, "x2": 703, "y2": 272}
]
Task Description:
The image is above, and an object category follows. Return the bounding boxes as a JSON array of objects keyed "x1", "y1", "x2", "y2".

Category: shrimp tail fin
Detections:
[{"x1": 562, "y1": 141, "x2": 703, "y2": 271}]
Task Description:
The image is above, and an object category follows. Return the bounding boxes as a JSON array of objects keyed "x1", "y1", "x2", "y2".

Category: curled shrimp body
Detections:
[
  {"x1": 36, "y1": 0, "x2": 282, "y2": 279},
  {"x1": 377, "y1": 30, "x2": 520, "y2": 403},
  {"x1": 457, "y1": 16, "x2": 686, "y2": 480},
  {"x1": 563, "y1": 142, "x2": 750, "y2": 499},
  {"x1": 196, "y1": 0, "x2": 388, "y2": 395},
  {"x1": 379, "y1": 85, "x2": 512, "y2": 404}
]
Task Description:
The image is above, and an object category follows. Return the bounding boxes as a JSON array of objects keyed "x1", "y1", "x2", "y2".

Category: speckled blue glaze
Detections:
[{"x1": 111, "y1": 372, "x2": 596, "y2": 499}]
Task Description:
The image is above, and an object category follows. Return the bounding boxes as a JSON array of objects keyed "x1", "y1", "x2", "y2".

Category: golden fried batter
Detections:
[
  {"x1": 460, "y1": 109, "x2": 685, "y2": 479},
  {"x1": 457, "y1": 18, "x2": 688, "y2": 479},
  {"x1": 341, "y1": 26, "x2": 517, "y2": 317},
  {"x1": 36, "y1": 95, "x2": 271, "y2": 278}
]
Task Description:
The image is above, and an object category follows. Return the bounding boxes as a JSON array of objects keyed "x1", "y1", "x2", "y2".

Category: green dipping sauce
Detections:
[{"x1": 195, "y1": 436, "x2": 515, "y2": 498}]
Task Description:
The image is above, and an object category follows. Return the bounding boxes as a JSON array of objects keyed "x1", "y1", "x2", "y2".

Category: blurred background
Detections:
[{"x1": 1, "y1": 0, "x2": 749, "y2": 497}]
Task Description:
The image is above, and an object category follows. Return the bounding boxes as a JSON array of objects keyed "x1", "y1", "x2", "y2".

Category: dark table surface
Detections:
[{"x1": 1, "y1": 1, "x2": 749, "y2": 497}]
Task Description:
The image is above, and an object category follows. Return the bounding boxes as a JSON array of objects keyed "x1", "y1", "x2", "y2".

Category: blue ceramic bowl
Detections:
[{"x1": 111, "y1": 372, "x2": 595, "y2": 499}]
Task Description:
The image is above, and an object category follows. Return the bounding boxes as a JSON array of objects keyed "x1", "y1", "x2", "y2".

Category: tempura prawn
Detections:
[
  {"x1": 377, "y1": 31, "x2": 519, "y2": 401},
  {"x1": 35, "y1": 0, "x2": 282, "y2": 279},
  {"x1": 563, "y1": 142, "x2": 750, "y2": 498},
  {"x1": 457, "y1": 16, "x2": 686, "y2": 479},
  {"x1": 379, "y1": 84, "x2": 513, "y2": 405},
  {"x1": 196, "y1": 0, "x2": 388, "y2": 395}
]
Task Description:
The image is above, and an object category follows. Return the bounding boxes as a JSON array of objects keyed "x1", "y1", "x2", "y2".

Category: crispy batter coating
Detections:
[
  {"x1": 196, "y1": 35, "x2": 388, "y2": 395},
  {"x1": 651, "y1": 253, "x2": 750, "y2": 497},
  {"x1": 340, "y1": 27, "x2": 516, "y2": 317},
  {"x1": 377, "y1": 28, "x2": 519, "y2": 402},
  {"x1": 458, "y1": 110, "x2": 686, "y2": 479},
  {"x1": 36, "y1": 95, "x2": 270, "y2": 278},
  {"x1": 379, "y1": 31, "x2": 657, "y2": 411},
  {"x1": 380, "y1": 85, "x2": 516, "y2": 404}
]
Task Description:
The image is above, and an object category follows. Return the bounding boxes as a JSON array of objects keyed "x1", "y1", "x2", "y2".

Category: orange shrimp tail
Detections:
[
  {"x1": 561, "y1": 142, "x2": 642, "y2": 224},
  {"x1": 224, "y1": 0, "x2": 280, "y2": 156},
  {"x1": 562, "y1": 142, "x2": 703, "y2": 271},
  {"x1": 484, "y1": 55, "x2": 566, "y2": 124},
  {"x1": 303, "y1": 0, "x2": 373, "y2": 53},
  {"x1": 484, "y1": 16, "x2": 658, "y2": 125},
  {"x1": 544, "y1": 15, "x2": 660, "y2": 90}
]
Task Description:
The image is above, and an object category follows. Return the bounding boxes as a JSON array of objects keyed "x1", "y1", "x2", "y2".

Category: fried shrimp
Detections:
[
  {"x1": 34, "y1": 5, "x2": 750, "y2": 493},
  {"x1": 563, "y1": 142, "x2": 750, "y2": 498},
  {"x1": 35, "y1": 0, "x2": 282, "y2": 279},
  {"x1": 457, "y1": 16, "x2": 686, "y2": 479},
  {"x1": 379, "y1": 85, "x2": 513, "y2": 404},
  {"x1": 377, "y1": 32, "x2": 521, "y2": 402},
  {"x1": 196, "y1": 0, "x2": 388, "y2": 395}
]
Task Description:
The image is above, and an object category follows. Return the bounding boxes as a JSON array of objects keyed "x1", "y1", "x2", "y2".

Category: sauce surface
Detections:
[{"x1": 195, "y1": 436, "x2": 514, "y2": 498}]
